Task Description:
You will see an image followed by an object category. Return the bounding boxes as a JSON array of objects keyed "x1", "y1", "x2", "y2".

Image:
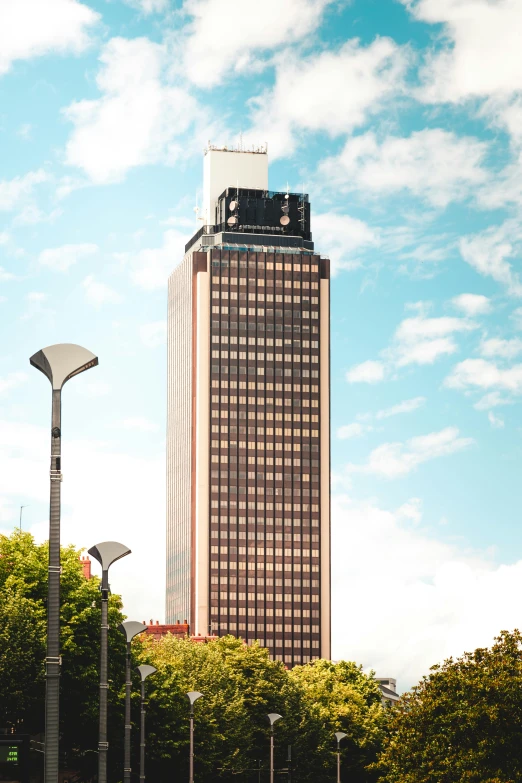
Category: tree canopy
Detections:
[
  {"x1": 136, "y1": 634, "x2": 386, "y2": 782},
  {"x1": 0, "y1": 529, "x2": 126, "y2": 780},
  {"x1": 0, "y1": 529, "x2": 387, "y2": 782},
  {"x1": 376, "y1": 630, "x2": 522, "y2": 783}
]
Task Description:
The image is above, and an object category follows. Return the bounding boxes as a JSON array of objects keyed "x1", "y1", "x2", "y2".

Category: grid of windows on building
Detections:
[{"x1": 207, "y1": 249, "x2": 324, "y2": 667}]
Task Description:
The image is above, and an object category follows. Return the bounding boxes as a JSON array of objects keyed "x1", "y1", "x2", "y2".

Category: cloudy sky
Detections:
[{"x1": 2, "y1": 0, "x2": 522, "y2": 691}]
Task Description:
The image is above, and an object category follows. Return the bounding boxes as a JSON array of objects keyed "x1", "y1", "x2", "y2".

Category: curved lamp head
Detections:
[
  {"x1": 88, "y1": 541, "x2": 131, "y2": 572},
  {"x1": 186, "y1": 691, "x2": 204, "y2": 706},
  {"x1": 30, "y1": 343, "x2": 98, "y2": 391},
  {"x1": 137, "y1": 665, "x2": 157, "y2": 682},
  {"x1": 268, "y1": 713, "x2": 282, "y2": 727},
  {"x1": 335, "y1": 732, "x2": 347, "y2": 744},
  {"x1": 119, "y1": 621, "x2": 146, "y2": 644}
]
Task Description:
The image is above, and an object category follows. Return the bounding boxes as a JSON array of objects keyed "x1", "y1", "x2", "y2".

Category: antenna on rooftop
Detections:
[
  {"x1": 298, "y1": 182, "x2": 306, "y2": 235},
  {"x1": 194, "y1": 191, "x2": 205, "y2": 224},
  {"x1": 280, "y1": 184, "x2": 290, "y2": 229}
]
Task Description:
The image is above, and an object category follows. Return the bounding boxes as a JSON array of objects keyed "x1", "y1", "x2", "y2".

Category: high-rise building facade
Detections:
[{"x1": 166, "y1": 146, "x2": 331, "y2": 666}]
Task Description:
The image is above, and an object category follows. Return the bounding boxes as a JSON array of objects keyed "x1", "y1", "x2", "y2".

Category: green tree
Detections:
[
  {"x1": 376, "y1": 630, "x2": 522, "y2": 783},
  {"x1": 289, "y1": 659, "x2": 386, "y2": 782},
  {"x1": 0, "y1": 530, "x2": 126, "y2": 780},
  {"x1": 136, "y1": 634, "x2": 386, "y2": 782},
  {"x1": 0, "y1": 530, "x2": 388, "y2": 782}
]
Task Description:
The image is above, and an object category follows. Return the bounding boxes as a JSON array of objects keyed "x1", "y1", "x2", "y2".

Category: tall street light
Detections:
[
  {"x1": 118, "y1": 622, "x2": 146, "y2": 783},
  {"x1": 186, "y1": 691, "x2": 203, "y2": 783},
  {"x1": 137, "y1": 665, "x2": 157, "y2": 783},
  {"x1": 30, "y1": 343, "x2": 98, "y2": 783},
  {"x1": 267, "y1": 713, "x2": 282, "y2": 783},
  {"x1": 334, "y1": 732, "x2": 347, "y2": 783},
  {"x1": 88, "y1": 542, "x2": 131, "y2": 783}
]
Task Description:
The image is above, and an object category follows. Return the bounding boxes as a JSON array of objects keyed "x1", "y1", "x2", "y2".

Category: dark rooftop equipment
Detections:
[
  {"x1": 185, "y1": 188, "x2": 312, "y2": 254},
  {"x1": 216, "y1": 187, "x2": 311, "y2": 240}
]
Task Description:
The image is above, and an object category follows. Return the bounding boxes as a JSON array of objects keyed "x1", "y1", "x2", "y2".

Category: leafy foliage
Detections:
[
  {"x1": 137, "y1": 634, "x2": 386, "y2": 782},
  {"x1": 376, "y1": 630, "x2": 522, "y2": 783},
  {"x1": 0, "y1": 531, "x2": 387, "y2": 782},
  {"x1": 0, "y1": 530, "x2": 126, "y2": 780}
]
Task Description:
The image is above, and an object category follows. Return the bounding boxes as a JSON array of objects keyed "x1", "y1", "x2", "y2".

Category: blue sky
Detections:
[{"x1": 2, "y1": 0, "x2": 522, "y2": 689}]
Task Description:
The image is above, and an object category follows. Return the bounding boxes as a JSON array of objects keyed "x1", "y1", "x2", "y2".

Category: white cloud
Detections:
[
  {"x1": 0, "y1": 267, "x2": 17, "y2": 282},
  {"x1": 0, "y1": 0, "x2": 99, "y2": 76},
  {"x1": 13, "y1": 204, "x2": 62, "y2": 226},
  {"x1": 490, "y1": 96, "x2": 522, "y2": 148},
  {"x1": 63, "y1": 37, "x2": 201, "y2": 183},
  {"x1": 318, "y1": 129, "x2": 488, "y2": 208},
  {"x1": 162, "y1": 214, "x2": 197, "y2": 229},
  {"x1": 375, "y1": 396, "x2": 426, "y2": 419},
  {"x1": 124, "y1": 229, "x2": 187, "y2": 290},
  {"x1": 39, "y1": 242, "x2": 98, "y2": 272},
  {"x1": 182, "y1": 0, "x2": 334, "y2": 89},
  {"x1": 338, "y1": 397, "x2": 425, "y2": 440},
  {"x1": 474, "y1": 391, "x2": 511, "y2": 411},
  {"x1": 480, "y1": 337, "x2": 522, "y2": 360},
  {"x1": 337, "y1": 422, "x2": 367, "y2": 440},
  {"x1": 460, "y1": 222, "x2": 522, "y2": 297},
  {"x1": 82, "y1": 276, "x2": 122, "y2": 307},
  {"x1": 120, "y1": 417, "x2": 160, "y2": 432},
  {"x1": 404, "y1": 0, "x2": 522, "y2": 104},
  {"x1": 0, "y1": 372, "x2": 27, "y2": 396},
  {"x1": 0, "y1": 232, "x2": 9, "y2": 245},
  {"x1": 488, "y1": 411, "x2": 505, "y2": 429},
  {"x1": 140, "y1": 320, "x2": 167, "y2": 347},
  {"x1": 445, "y1": 358, "x2": 522, "y2": 394},
  {"x1": 451, "y1": 293, "x2": 492, "y2": 316},
  {"x1": 312, "y1": 213, "x2": 379, "y2": 274},
  {"x1": 347, "y1": 426, "x2": 474, "y2": 479},
  {"x1": 347, "y1": 312, "x2": 477, "y2": 386},
  {"x1": 20, "y1": 292, "x2": 54, "y2": 322},
  {"x1": 17, "y1": 123, "x2": 32, "y2": 140},
  {"x1": 332, "y1": 494, "x2": 522, "y2": 690},
  {"x1": 397, "y1": 497, "x2": 423, "y2": 524},
  {"x1": 123, "y1": 0, "x2": 168, "y2": 12},
  {"x1": 395, "y1": 336, "x2": 458, "y2": 366},
  {"x1": 248, "y1": 37, "x2": 409, "y2": 158},
  {"x1": 346, "y1": 360, "x2": 386, "y2": 384},
  {"x1": 0, "y1": 419, "x2": 164, "y2": 623},
  {"x1": 389, "y1": 314, "x2": 477, "y2": 367},
  {"x1": 0, "y1": 169, "x2": 48, "y2": 211},
  {"x1": 512, "y1": 308, "x2": 522, "y2": 330},
  {"x1": 477, "y1": 159, "x2": 522, "y2": 211}
]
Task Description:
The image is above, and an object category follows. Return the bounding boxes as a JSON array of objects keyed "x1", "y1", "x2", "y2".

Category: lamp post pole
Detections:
[
  {"x1": 137, "y1": 665, "x2": 156, "y2": 783},
  {"x1": 334, "y1": 732, "x2": 347, "y2": 783},
  {"x1": 118, "y1": 622, "x2": 147, "y2": 783},
  {"x1": 186, "y1": 691, "x2": 203, "y2": 783},
  {"x1": 267, "y1": 713, "x2": 282, "y2": 783},
  {"x1": 30, "y1": 343, "x2": 98, "y2": 783},
  {"x1": 89, "y1": 542, "x2": 131, "y2": 783}
]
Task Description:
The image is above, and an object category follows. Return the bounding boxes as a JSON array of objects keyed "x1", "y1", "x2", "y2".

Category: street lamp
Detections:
[
  {"x1": 30, "y1": 343, "x2": 98, "y2": 783},
  {"x1": 267, "y1": 713, "x2": 282, "y2": 783},
  {"x1": 136, "y1": 665, "x2": 157, "y2": 783},
  {"x1": 186, "y1": 691, "x2": 203, "y2": 783},
  {"x1": 118, "y1": 622, "x2": 147, "y2": 783},
  {"x1": 88, "y1": 542, "x2": 131, "y2": 783},
  {"x1": 334, "y1": 732, "x2": 347, "y2": 783}
]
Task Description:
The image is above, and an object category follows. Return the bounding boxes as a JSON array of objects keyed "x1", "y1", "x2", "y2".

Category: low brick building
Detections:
[{"x1": 80, "y1": 556, "x2": 216, "y2": 642}]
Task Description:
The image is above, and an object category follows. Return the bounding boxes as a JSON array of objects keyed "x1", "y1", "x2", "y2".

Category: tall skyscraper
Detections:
[{"x1": 166, "y1": 145, "x2": 331, "y2": 666}]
